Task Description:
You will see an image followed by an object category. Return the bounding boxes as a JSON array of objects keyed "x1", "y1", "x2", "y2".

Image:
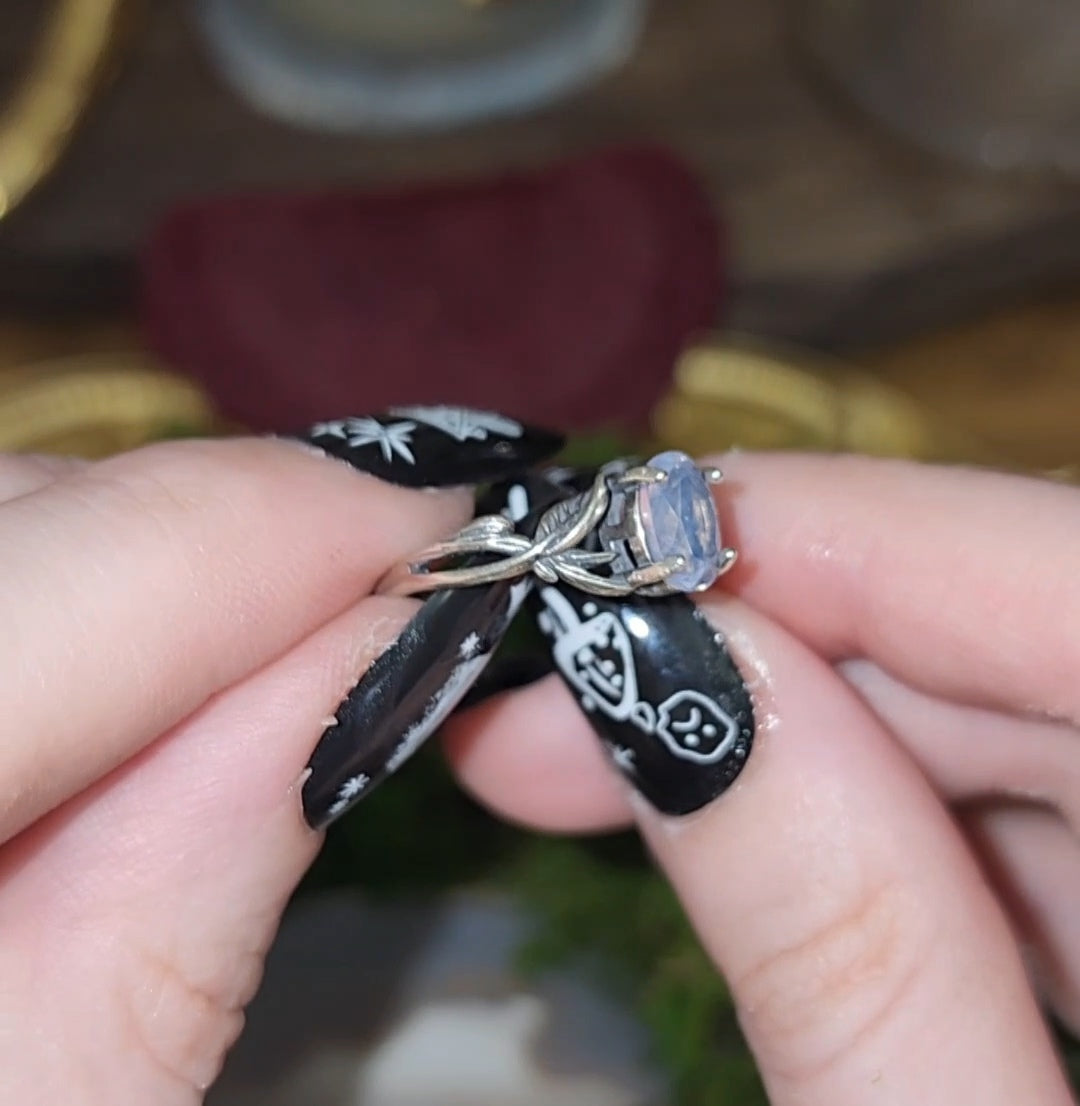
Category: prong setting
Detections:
[
  {"x1": 619, "y1": 465, "x2": 668, "y2": 486},
  {"x1": 626, "y1": 556, "x2": 686, "y2": 589},
  {"x1": 384, "y1": 451, "x2": 734, "y2": 600},
  {"x1": 611, "y1": 451, "x2": 727, "y2": 594}
]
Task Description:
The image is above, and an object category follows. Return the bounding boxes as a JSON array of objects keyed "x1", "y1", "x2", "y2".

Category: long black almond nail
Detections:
[
  {"x1": 489, "y1": 467, "x2": 755, "y2": 816},
  {"x1": 533, "y1": 586, "x2": 754, "y2": 816},
  {"x1": 302, "y1": 577, "x2": 531, "y2": 829},
  {"x1": 458, "y1": 649, "x2": 556, "y2": 710},
  {"x1": 298, "y1": 406, "x2": 564, "y2": 487}
]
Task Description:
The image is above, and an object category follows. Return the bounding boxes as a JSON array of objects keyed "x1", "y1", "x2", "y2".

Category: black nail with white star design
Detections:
[
  {"x1": 298, "y1": 415, "x2": 569, "y2": 829},
  {"x1": 302, "y1": 576, "x2": 533, "y2": 829},
  {"x1": 297, "y1": 406, "x2": 565, "y2": 487}
]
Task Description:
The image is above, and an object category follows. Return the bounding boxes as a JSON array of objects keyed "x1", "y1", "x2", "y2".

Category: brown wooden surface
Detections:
[{"x1": 2, "y1": 0, "x2": 1080, "y2": 347}]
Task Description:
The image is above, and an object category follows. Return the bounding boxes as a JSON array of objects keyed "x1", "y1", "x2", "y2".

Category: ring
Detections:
[{"x1": 377, "y1": 450, "x2": 738, "y2": 599}]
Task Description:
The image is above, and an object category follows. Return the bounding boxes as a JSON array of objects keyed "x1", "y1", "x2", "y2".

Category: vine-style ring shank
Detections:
[{"x1": 377, "y1": 451, "x2": 737, "y2": 600}]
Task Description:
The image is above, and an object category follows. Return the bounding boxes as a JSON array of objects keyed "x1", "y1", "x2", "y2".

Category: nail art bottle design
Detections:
[{"x1": 534, "y1": 584, "x2": 754, "y2": 815}]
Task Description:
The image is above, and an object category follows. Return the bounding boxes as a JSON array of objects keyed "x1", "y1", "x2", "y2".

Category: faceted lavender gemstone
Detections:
[{"x1": 637, "y1": 451, "x2": 721, "y2": 591}]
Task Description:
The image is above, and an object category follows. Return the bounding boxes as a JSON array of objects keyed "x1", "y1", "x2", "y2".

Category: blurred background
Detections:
[{"x1": 3, "y1": 1, "x2": 1080, "y2": 1102}]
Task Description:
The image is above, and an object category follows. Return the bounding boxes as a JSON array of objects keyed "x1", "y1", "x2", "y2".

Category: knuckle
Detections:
[
  {"x1": 86, "y1": 439, "x2": 243, "y2": 519},
  {"x1": 733, "y1": 878, "x2": 926, "y2": 1085},
  {"x1": 68, "y1": 451, "x2": 217, "y2": 547},
  {"x1": 68, "y1": 439, "x2": 281, "y2": 570}
]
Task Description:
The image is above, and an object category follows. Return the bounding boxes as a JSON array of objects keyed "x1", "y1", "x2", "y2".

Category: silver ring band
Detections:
[{"x1": 377, "y1": 452, "x2": 737, "y2": 600}]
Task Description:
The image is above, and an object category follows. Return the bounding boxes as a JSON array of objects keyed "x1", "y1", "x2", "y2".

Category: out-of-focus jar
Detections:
[
  {"x1": 787, "y1": 0, "x2": 1080, "y2": 175},
  {"x1": 196, "y1": 0, "x2": 648, "y2": 132}
]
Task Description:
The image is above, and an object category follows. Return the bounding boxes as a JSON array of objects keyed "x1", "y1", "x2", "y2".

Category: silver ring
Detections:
[{"x1": 377, "y1": 451, "x2": 738, "y2": 599}]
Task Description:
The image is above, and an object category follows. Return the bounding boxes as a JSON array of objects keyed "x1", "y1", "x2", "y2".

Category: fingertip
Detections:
[
  {"x1": 442, "y1": 675, "x2": 633, "y2": 833},
  {"x1": 701, "y1": 451, "x2": 1080, "y2": 724}
]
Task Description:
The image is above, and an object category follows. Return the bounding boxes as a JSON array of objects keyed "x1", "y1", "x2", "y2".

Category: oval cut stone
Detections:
[{"x1": 637, "y1": 451, "x2": 721, "y2": 591}]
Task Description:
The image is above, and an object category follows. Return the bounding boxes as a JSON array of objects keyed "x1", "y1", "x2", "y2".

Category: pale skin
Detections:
[{"x1": 0, "y1": 439, "x2": 1077, "y2": 1104}]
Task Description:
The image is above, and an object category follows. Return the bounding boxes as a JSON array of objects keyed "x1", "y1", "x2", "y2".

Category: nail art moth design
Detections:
[
  {"x1": 298, "y1": 407, "x2": 562, "y2": 488},
  {"x1": 302, "y1": 406, "x2": 563, "y2": 489},
  {"x1": 386, "y1": 407, "x2": 524, "y2": 442},
  {"x1": 310, "y1": 417, "x2": 420, "y2": 464}
]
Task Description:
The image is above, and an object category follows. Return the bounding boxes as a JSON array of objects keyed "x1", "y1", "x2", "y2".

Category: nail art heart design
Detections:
[{"x1": 300, "y1": 406, "x2": 565, "y2": 487}]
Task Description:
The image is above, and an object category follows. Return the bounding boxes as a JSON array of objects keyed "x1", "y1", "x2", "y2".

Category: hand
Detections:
[
  {"x1": 447, "y1": 454, "x2": 1080, "y2": 1106},
  {"x1": 0, "y1": 438, "x2": 471, "y2": 1103}
]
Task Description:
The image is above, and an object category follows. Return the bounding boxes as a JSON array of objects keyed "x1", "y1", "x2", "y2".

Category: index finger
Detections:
[
  {"x1": 0, "y1": 437, "x2": 470, "y2": 840},
  {"x1": 718, "y1": 452, "x2": 1080, "y2": 722}
]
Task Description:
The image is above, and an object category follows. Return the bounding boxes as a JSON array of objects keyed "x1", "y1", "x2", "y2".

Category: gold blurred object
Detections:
[
  {"x1": 0, "y1": 0, "x2": 133, "y2": 219},
  {"x1": 0, "y1": 355, "x2": 218, "y2": 458},
  {"x1": 654, "y1": 336, "x2": 999, "y2": 465}
]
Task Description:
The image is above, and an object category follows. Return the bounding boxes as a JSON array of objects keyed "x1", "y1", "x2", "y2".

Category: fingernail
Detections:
[
  {"x1": 458, "y1": 649, "x2": 555, "y2": 710},
  {"x1": 296, "y1": 406, "x2": 565, "y2": 488},
  {"x1": 302, "y1": 577, "x2": 531, "y2": 828},
  {"x1": 533, "y1": 586, "x2": 754, "y2": 815}
]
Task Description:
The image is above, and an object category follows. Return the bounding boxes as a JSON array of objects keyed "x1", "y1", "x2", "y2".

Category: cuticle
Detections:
[
  {"x1": 333, "y1": 614, "x2": 407, "y2": 706},
  {"x1": 708, "y1": 614, "x2": 779, "y2": 753}
]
